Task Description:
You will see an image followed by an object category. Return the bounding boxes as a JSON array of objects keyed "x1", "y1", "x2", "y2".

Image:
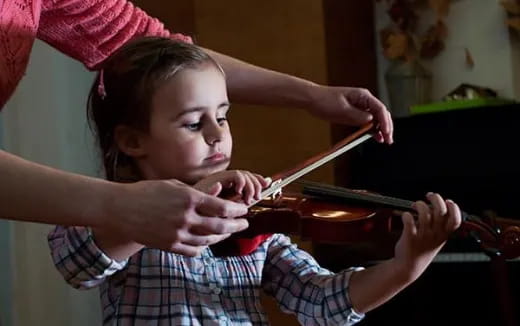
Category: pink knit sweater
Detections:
[{"x1": 0, "y1": 0, "x2": 191, "y2": 109}]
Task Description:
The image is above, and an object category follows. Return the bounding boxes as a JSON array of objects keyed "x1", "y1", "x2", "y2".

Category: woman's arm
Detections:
[
  {"x1": 38, "y1": 0, "x2": 189, "y2": 69},
  {"x1": 91, "y1": 227, "x2": 144, "y2": 262},
  {"x1": 38, "y1": 0, "x2": 392, "y2": 143},
  {"x1": 0, "y1": 149, "x2": 249, "y2": 255},
  {"x1": 0, "y1": 149, "x2": 112, "y2": 227},
  {"x1": 204, "y1": 48, "x2": 393, "y2": 144}
]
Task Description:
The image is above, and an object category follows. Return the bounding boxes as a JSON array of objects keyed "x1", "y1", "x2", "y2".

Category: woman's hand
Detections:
[
  {"x1": 106, "y1": 179, "x2": 251, "y2": 257},
  {"x1": 194, "y1": 170, "x2": 272, "y2": 205},
  {"x1": 307, "y1": 85, "x2": 393, "y2": 144},
  {"x1": 393, "y1": 192, "x2": 462, "y2": 281},
  {"x1": 204, "y1": 49, "x2": 393, "y2": 143}
]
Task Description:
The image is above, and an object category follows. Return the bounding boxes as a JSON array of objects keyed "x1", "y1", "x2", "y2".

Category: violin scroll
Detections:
[{"x1": 458, "y1": 213, "x2": 520, "y2": 260}]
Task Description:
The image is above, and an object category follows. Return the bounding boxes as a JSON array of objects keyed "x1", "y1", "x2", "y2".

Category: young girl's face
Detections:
[{"x1": 135, "y1": 63, "x2": 232, "y2": 184}]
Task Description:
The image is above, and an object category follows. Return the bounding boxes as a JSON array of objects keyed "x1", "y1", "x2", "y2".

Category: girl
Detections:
[{"x1": 49, "y1": 36, "x2": 461, "y2": 326}]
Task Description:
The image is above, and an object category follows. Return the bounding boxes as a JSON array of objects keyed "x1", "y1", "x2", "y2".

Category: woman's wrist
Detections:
[
  {"x1": 92, "y1": 226, "x2": 144, "y2": 262},
  {"x1": 283, "y1": 77, "x2": 320, "y2": 110},
  {"x1": 91, "y1": 181, "x2": 146, "y2": 261},
  {"x1": 89, "y1": 180, "x2": 128, "y2": 229}
]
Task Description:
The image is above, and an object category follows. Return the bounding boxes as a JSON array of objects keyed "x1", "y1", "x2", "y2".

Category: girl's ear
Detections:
[{"x1": 114, "y1": 125, "x2": 147, "y2": 158}]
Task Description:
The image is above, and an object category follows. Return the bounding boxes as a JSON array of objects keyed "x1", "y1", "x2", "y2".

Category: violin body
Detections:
[
  {"x1": 239, "y1": 182, "x2": 520, "y2": 260},
  {"x1": 241, "y1": 190, "x2": 395, "y2": 244}
]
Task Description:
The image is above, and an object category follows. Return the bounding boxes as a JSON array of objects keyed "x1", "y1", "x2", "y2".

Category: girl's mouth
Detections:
[{"x1": 204, "y1": 153, "x2": 229, "y2": 164}]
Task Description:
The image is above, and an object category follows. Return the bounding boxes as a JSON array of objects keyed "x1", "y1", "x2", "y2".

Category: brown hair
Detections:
[{"x1": 87, "y1": 36, "x2": 223, "y2": 181}]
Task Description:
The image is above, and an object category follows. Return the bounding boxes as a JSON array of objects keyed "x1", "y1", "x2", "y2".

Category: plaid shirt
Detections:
[{"x1": 48, "y1": 227, "x2": 364, "y2": 326}]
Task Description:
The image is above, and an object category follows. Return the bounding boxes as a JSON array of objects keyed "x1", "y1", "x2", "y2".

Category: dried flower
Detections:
[{"x1": 377, "y1": 0, "x2": 452, "y2": 62}]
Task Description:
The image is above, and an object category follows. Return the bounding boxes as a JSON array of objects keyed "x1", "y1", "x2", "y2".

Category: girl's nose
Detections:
[{"x1": 205, "y1": 122, "x2": 223, "y2": 145}]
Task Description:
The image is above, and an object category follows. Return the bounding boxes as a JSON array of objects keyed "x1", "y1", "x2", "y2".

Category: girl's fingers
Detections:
[
  {"x1": 445, "y1": 199, "x2": 462, "y2": 232},
  {"x1": 414, "y1": 200, "x2": 431, "y2": 237},
  {"x1": 233, "y1": 172, "x2": 246, "y2": 196},
  {"x1": 401, "y1": 211, "x2": 417, "y2": 237},
  {"x1": 262, "y1": 176, "x2": 272, "y2": 188},
  {"x1": 243, "y1": 173, "x2": 255, "y2": 204},
  {"x1": 200, "y1": 170, "x2": 269, "y2": 204},
  {"x1": 426, "y1": 192, "x2": 448, "y2": 231},
  {"x1": 207, "y1": 182, "x2": 222, "y2": 196},
  {"x1": 250, "y1": 173, "x2": 264, "y2": 200}
]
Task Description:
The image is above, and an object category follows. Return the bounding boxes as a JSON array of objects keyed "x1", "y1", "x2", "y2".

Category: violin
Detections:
[
  {"x1": 211, "y1": 123, "x2": 520, "y2": 260},
  {"x1": 212, "y1": 179, "x2": 520, "y2": 260}
]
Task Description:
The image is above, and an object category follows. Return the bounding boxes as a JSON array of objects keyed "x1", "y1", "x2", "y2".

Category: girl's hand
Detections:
[
  {"x1": 194, "y1": 170, "x2": 272, "y2": 205},
  {"x1": 393, "y1": 192, "x2": 462, "y2": 281}
]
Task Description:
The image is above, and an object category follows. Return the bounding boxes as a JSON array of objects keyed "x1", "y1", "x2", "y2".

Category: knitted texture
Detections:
[{"x1": 0, "y1": 0, "x2": 191, "y2": 109}]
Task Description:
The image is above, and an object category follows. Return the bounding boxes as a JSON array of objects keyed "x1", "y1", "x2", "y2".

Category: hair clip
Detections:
[{"x1": 97, "y1": 69, "x2": 107, "y2": 99}]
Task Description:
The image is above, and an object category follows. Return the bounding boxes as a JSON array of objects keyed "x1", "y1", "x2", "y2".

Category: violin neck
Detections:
[
  {"x1": 300, "y1": 180, "x2": 415, "y2": 211},
  {"x1": 300, "y1": 180, "x2": 480, "y2": 223}
]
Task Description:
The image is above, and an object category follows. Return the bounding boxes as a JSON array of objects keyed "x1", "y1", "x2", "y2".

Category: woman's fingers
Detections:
[
  {"x1": 191, "y1": 211, "x2": 249, "y2": 234},
  {"x1": 168, "y1": 243, "x2": 205, "y2": 257},
  {"x1": 180, "y1": 230, "x2": 231, "y2": 247},
  {"x1": 196, "y1": 192, "x2": 248, "y2": 221}
]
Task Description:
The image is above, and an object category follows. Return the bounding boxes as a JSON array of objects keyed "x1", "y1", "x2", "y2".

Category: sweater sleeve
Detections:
[
  {"x1": 48, "y1": 225, "x2": 128, "y2": 290},
  {"x1": 38, "y1": 0, "x2": 192, "y2": 69}
]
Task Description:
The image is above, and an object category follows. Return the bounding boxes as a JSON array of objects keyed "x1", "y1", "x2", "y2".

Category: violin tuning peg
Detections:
[
  {"x1": 482, "y1": 247, "x2": 501, "y2": 259},
  {"x1": 468, "y1": 231, "x2": 482, "y2": 244}
]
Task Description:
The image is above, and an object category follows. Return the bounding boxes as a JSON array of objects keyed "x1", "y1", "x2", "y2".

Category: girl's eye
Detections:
[
  {"x1": 217, "y1": 117, "x2": 227, "y2": 126},
  {"x1": 183, "y1": 122, "x2": 202, "y2": 131}
]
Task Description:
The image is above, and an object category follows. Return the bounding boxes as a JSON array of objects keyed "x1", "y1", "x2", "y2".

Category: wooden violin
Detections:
[{"x1": 247, "y1": 180, "x2": 520, "y2": 259}]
